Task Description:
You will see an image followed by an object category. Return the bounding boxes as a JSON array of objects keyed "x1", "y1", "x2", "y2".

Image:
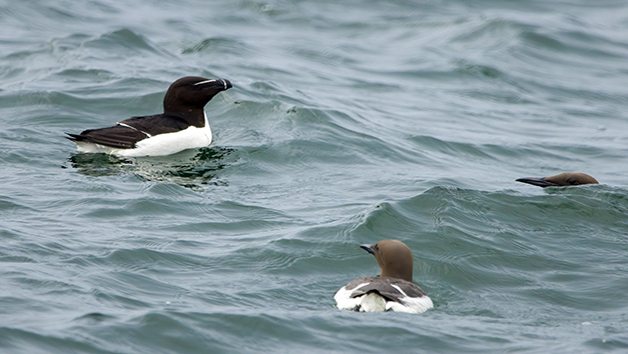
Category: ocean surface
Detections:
[{"x1": 1, "y1": 0, "x2": 628, "y2": 353}]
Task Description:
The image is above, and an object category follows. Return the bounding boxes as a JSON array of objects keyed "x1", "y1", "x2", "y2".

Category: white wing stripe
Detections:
[
  {"x1": 117, "y1": 122, "x2": 152, "y2": 138},
  {"x1": 390, "y1": 284, "x2": 409, "y2": 297}
]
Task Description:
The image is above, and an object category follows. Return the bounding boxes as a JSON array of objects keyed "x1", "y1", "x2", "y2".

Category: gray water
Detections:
[{"x1": 1, "y1": 1, "x2": 628, "y2": 353}]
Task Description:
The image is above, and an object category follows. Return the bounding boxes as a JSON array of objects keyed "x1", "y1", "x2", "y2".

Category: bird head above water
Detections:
[
  {"x1": 163, "y1": 76, "x2": 232, "y2": 118},
  {"x1": 360, "y1": 239, "x2": 414, "y2": 282},
  {"x1": 516, "y1": 172, "x2": 598, "y2": 188}
]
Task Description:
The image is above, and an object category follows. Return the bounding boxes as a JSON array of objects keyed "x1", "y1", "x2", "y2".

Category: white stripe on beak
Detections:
[{"x1": 194, "y1": 79, "x2": 217, "y2": 86}]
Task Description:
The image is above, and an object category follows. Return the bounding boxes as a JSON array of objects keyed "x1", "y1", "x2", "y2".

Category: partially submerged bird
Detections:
[
  {"x1": 66, "y1": 76, "x2": 232, "y2": 157},
  {"x1": 516, "y1": 172, "x2": 598, "y2": 188},
  {"x1": 334, "y1": 240, "x2": 433, "y2": 313}
]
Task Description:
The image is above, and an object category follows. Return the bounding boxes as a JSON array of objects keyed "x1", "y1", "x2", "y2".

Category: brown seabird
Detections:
[
  {"x1": 334, "y1": 239, "x2": 433, "y2": 313},
  {"x1": 516, "y1": 172, "x2": 599, "y2": 188}
]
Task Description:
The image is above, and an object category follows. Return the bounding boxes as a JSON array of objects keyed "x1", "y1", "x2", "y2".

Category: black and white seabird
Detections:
[
  {"x1": 66, "y1": 76, "x2": 232, "y2": 157},
  {"x1": 334, "y1": 240, "x2": 433, "y2": 313},
  {"x1": 516, "y1": 172, "x2": 598, "y2": 188}
]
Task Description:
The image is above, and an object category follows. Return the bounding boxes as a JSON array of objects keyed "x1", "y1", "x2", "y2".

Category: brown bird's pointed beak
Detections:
[
  {"x1": 515, "y1": 177, "x2": 560, "y2": 188},
  {"x1": 360, "y1": 244, "x2": 374, "y2": 254}
]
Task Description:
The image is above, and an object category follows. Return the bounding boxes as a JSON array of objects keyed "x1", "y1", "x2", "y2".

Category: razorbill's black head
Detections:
[{"x1": 163, "y1": 76, "x2": 232, "y2": 121}]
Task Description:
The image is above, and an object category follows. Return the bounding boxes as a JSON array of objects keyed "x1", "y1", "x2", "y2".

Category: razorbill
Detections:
[{"x1": 66, "y1": 76, "x2": 232, "y2": 157}]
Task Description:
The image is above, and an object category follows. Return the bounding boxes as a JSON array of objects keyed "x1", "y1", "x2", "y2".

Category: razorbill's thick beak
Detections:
[{"x1": 194, "y1": 78, "x2": 232, "y2": 90}]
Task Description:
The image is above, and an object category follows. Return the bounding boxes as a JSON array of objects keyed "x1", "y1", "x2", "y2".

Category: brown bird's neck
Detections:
[{"x1": 377, "y1": 255, "x2": 413, "y2": 282}]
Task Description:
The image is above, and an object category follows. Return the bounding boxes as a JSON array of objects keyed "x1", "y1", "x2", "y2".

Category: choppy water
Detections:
[{"x1": 1, "y1": 1, "x2": 628, "y2": 353}]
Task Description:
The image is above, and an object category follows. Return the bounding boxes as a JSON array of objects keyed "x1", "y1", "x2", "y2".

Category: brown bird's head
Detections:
[
  {"x1": 361, "y1": 239, "x2": 414, "y2": 282},
  {"x1": 516, "y1": 172, "x2": 598, "y2": 188}
]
